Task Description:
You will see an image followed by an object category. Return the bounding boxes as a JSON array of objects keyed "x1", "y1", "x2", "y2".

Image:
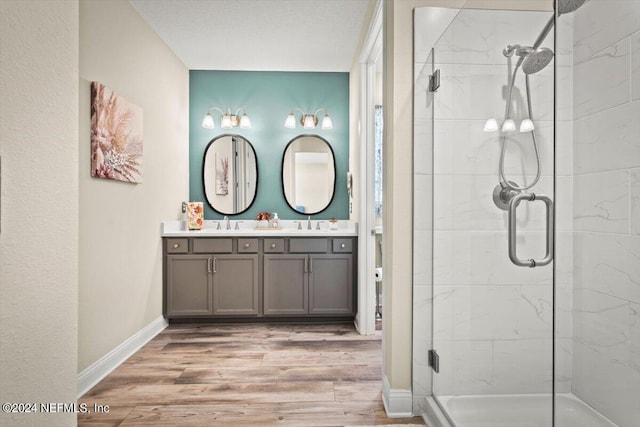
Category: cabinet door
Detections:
[
  {"x1": 263, "y1": 255, "x2": 308, "y2": 315},
  {"x1": 166, "y1": 255, "x2": 212, "y2": 316},
  {"x1": 309, "y1": 255, "x2": 354, "y2": 315},
  {"x1": 212, "y1": 255, "x2": 259, "y2": 315}
]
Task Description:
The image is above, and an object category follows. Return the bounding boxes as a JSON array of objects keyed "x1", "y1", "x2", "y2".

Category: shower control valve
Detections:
[{"x1": 493, "y1": 181, "x2": 521, "y2": 211}]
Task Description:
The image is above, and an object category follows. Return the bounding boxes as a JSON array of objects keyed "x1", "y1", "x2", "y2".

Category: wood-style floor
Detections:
[{"x1": 79, "y1": 322, "x2": 425, "y2": 426}]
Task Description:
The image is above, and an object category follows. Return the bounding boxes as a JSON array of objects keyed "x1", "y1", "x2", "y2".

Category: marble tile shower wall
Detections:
[
  {"x1": 571, "y1": 1, "x2": 640, "y2": 426},
  {"x1": 413, "y1": 8, "x2": 574, "y2": 403}
]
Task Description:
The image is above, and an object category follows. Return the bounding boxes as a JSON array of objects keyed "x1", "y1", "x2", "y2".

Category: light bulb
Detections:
[
  {"x1": 483, "y1": 118, "x2": 498, "y2": 132},
  {"x1": 520, "y1": 119, "x2": 535, "y2": 132},
  {"x1": 501, "y1": 119, "x2": 516, "y2": 132},
  {"x1": 221, "y1": 114, "x2": 232, "y2": 129},
  {"x1": 303, "y1": 114, "x2": 316, "y2": 129},
  {"x1": 240, "y1": 113, "x2": 252, "y2": 129},
  {"x1": 202, "y1": 112, "x2": 215, "y2": 129},
  {"x1": 321, "y1": 113, "x2": 333, "y2": 130}
]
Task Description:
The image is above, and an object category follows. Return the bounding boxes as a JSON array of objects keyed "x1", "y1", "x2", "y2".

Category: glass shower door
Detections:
[{"x1": 415, "y1": 4, "x2": 559, "y2": 426}]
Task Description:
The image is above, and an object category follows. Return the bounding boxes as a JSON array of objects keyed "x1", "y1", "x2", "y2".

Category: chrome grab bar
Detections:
[{"x1": 508, "y1": 192, "x2": 554, "y2": 268}]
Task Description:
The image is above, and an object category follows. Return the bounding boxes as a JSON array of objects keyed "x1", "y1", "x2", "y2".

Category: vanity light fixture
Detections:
[
  {"x1": 483, "y1": 117, "x2": 534, "y2": 133},
  {"x1": 202, "y1": 107, "x2": 252, "y2": 130},
  {"x1": 285, "y1": 108, "x2": 333, "y2": 130}
]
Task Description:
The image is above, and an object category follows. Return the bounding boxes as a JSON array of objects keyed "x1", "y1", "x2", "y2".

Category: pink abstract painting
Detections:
[{"x1": 91, "y1": 82, "x2": 143, "y2": 183}]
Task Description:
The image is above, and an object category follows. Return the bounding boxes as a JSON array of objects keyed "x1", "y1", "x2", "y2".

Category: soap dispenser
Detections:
[{"x1": 272, "y1": 213, "x2": 279, "y2": 228}]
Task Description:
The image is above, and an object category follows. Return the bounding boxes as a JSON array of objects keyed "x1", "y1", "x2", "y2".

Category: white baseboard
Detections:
[
  {"x1": 77, "y1": 316, "x2": 167, "y2": 397},
  {"x1": 382, "y1": 375, "x2": 413, "y2": 417},
  {"x1": 354, "y1": 313, "x2": 362, "y2": 334}
]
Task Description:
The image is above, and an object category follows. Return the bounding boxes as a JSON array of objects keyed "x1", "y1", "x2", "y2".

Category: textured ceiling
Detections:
[{"x1": 130, "y1": 0, "x2": 371, "y2": 72}]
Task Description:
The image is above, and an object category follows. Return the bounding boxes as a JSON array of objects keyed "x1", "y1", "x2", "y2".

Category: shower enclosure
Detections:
[{"x1": 413, "y1": 1, "x2": 639, "y2": 426}]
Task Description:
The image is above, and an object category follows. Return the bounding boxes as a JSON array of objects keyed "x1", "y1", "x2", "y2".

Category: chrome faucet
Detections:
[
  {"x1": 223, "y1": 216, "x2": 230, "y2": 230},
  {"x1": 316, "y1": 221, "x2": 325, "y2": 230},
  {"x1": 307, "y1": 216, "x2": 312, "y2": 230},
  {"x1": 293, "y1": 220, "x2": 302, "y2": 230},
  {"x1": 234, "y1": 221, "x2": 243, "y2": 230},
  {"x1": 212, "y1": 220, "x2": 221, "y2": 230}
]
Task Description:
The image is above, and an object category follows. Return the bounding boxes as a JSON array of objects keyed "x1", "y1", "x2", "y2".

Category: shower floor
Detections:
[{"x1": 434, "y1": 393, "x2": 617, "y2": 427}]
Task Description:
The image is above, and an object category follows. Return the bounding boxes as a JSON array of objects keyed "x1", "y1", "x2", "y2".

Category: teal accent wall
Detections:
[{"x1": 190, "y1": 70, "x2": 349, "y2": 220}]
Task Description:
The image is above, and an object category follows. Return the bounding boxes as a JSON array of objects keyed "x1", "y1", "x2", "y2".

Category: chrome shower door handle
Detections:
[{"x1": 508, "y1": 193, "x2": 554, "y2": 268}]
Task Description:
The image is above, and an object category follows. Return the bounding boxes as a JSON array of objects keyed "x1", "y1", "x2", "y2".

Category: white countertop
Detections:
[{"x1": 161, "y1": 220, "x2": 358, "y2": 237}]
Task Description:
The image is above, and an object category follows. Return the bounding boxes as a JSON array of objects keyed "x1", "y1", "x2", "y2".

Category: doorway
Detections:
[{"x1": 357, "y1": 0, "x2": 383, "y2": 336}]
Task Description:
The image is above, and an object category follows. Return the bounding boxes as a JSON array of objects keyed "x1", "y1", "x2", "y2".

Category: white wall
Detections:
[
  {"x1": 571, "y1": 1, "x2": 640, "y2": 425},
  {"x1": 79, "y1": 0, "x2": 189, "y2": 372},
  {"x1": 0, "y1": 1, "x2": 79, "y2": 426}
]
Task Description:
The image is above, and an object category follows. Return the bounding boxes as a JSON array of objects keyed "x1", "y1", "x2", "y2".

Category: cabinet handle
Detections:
[
  {"x1": 173, "y1": 243, "x2": 180, "y2": 249},
  {"x1": 213, "y1": 258, "x2": 217, "y2": 274},
  {"x1": 271, "y1": 243, "x2": 276, "y2": 248},
  {"x1": 207, "y1": 257, "x2": 212, "y2": 274},
  {"x1": 244, "y1": 243, "x2": 250, "y2": 248},
  {"x1": 304, "y1": 256, "x2": 308, "y2": 273},
  {"x1": 309, "y1": 258, "x2": 313, "y2": 273},
  {"x1": 340, "y1": 243, "x2": 346, "y2": 248}
]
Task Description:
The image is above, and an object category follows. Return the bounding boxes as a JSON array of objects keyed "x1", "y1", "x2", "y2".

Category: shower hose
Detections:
[{"x1": 499, "y1": 61, "x2": 542, "y2": 192}]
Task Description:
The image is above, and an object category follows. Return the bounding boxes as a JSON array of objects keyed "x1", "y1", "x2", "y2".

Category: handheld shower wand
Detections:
[{"x1": 495, "y1": 0, "x2": 588, "y2": 197}]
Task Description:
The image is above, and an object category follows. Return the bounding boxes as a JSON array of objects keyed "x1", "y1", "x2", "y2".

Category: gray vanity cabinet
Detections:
[
  {"x1": 165, "y1": 238, "x2": 259, "y2": 318},
  {"x1": 166, "y1": 255, "x2": 213, "y2": 316},
  {"x1": 163, "y1": 235, "x2": 356, "y2": 320},
  {"x1": 308, "y1": 254, "x2": 353, "y2": 314},
  {"x1": 212, "y1": 255, "x2": 259, "y2": 315},
  {"x1": 263, "y1": 255, "x2": 308, "y2": 315},
  {"x1": 264, "y1": 241, "x2": 355, "y2": 316},
  {"x1": 264, "y1": 254, "x2": 354, "y2": 316}
]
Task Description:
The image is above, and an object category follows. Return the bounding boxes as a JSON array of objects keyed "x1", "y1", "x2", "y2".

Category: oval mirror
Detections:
[
  {"x1": 281, "y1": 135, "x2": 336, "y2": 215},
  {"x1": 203, "y1": 134, "x2": 258, "y2": 215}
]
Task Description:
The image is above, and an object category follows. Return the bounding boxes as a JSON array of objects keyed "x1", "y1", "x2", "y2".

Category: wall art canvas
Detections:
[
  {"x1": 91, "y1": 81, "x2": 143, "y2": 183},
  {"x1": 215, "y1": 153, "x2": 229, "y2": 195}
]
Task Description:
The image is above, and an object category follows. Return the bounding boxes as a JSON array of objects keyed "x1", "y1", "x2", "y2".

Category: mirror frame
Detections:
[
  {"x1": 281, "y1": 134, "x2": 336, "y2": 215},
  {"x1": 202, "y1": 133, "x2": 259, "y2": 216}
]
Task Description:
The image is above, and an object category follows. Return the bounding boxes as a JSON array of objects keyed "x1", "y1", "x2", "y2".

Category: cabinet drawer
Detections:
[
  {"x1": 264, "y1": 238, "x2": 285, "y2": 253},
  {"x1": 238, "y1": 238, "x2": 258, "y2": 253},
  {"x1": 333, "y1": 239, "x2": 353, "y2": 253},
  {"x1": 290, "y1": 238, "x2": 327, "y2": 253},
  {"x1": 192, "y1": 238, "x2": 232, "y2": 254},
  {"x1": 166, "y1": 238, "x2": 188, "y2": 254}
]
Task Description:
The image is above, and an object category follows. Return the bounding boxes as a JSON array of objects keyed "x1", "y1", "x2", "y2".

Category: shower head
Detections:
[
  {"x1": 522, "y1": 47, "x2": 554, "y2": 74},
  {"x1": 504, "y1": 45, "x2": 554, "y2": 74},
  {"x1": 557, "y1": 0, "x2": 588, "y2": 15}
]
